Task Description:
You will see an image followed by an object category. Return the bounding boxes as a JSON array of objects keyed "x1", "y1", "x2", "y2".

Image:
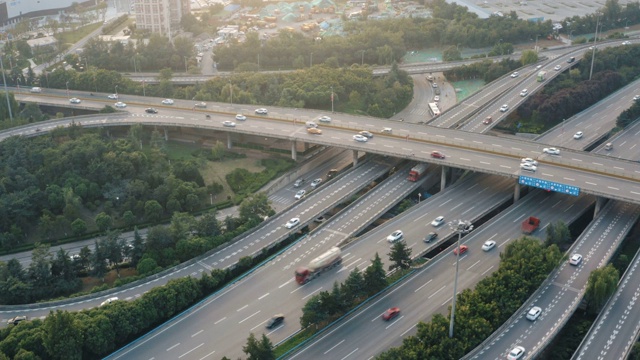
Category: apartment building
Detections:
[{"x1": 133, "y1": 0, "x2": 190, "y2": 36}]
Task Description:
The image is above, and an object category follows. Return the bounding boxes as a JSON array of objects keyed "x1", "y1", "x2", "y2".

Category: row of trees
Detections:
[
  {"x1": 214, "y1": 0, "x2": 552, "y2": 71},
  {"x1": 509, "y1": 43, "x2": 640, "y2": 132},
  {"x1": 560, "y1": 0, "x2": 640, "y2": 37}
]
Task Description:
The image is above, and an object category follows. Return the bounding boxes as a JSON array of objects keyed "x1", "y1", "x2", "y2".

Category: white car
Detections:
[
  {"x1": 100, "y1": 297, "x2": 119, "y2": 307},
  {"x1": 255, "y1": 108, "x2": 268, "y2": 115},
  {"x1": 520, "y1": 163, "x2": 537, "y2": 172},
  {"x1": 235, "y1": 114, "x2": 247, "y2": 121},
  {"x1": 510, "y1": 72, "x2": 519, "y2": 78},
  {"x1": 294, "y1": 190, "x2": 306, "y2": 200},
  {"x1": 573, "y1": 131, "x2": 583, "y2": 139},
  {"x1": 222, "y1": 121, "x2": 236, "y2": 127},
  {"x1": 520, "y1": 89, "x2": 528, "y2": 97},
  {"x1": 285, "y1": 218, "x2": 300, "y2": 229},
  {"x1": 310, "y1": 178, "x2": 323, "y2": 188},
  {"x1": 526, "y1": 306, "x2": 542, "y2": 321},
  {"x1": 114, "y1": 102, "x2": 127, "y2": 108},
  {"x1": 108, "y1": 94, "x2": 118, "y2": 100},
  {"x1": 318, "y1": 115, "x2": 331, "y2": 123},
  {"x1": 622, "y1": 40, "x2": 631, "y2": 45},
  {"x1": 633, "y1": 95, "x2": 640, "y2": 101},
  {"x1": 69, "y1": 98, "x2": 81, "y2": 104},
  {"x1": 30, "y1": 87, "x2": 42, "y2": 93},
  {"x1": 482, "y1": 240, "x2": 496, "y2": 251},
  {"x1": 554, "y1": 65, "x2": 562, "y2": 71},
  {"x1": 431, "y1": 216, "x2": 445, "y2": 227},
  {"x1": 353, "y1": 134, "x2": 368, "y2": 142},
  {"x1": 569, "y1": 253, "x2": 583, "y2": 265},
  {"x1": 162, "y1": 99, "x2": 174, "y2": 105},
  {"x1": 499, "y1": 104, "x2": 509, "y2": 112},
  {"x1": 387, "y1": 230, "x2": 404, "y2": 243},
  {"x1": 536, "y1": 65, "x2": 542, "y2": 69},
  {"x1": 507, "y1": 346, "x2": 525, "y2": 360},
  {"x1": 434, "y1": 95, "x2": 440, "y2": 102},
  {"x1": 194, "y1": 102, "x2": 207, "y2": 108},
  {"x1": 359, "y1": 131, "x2": 373, "y2": 138},
  {"x1": 543, "y1": 147, "x2": 560, "y2": 155},
  {"x1": 521, "y1": 158, "x2": 538, "y2": 166}
]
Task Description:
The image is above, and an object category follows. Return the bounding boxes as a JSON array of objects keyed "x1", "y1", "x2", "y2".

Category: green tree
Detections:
[
  {"x1": 363, "y1": 253, "x2": 387, "y2": 295},
  {"x1": 341, "y1": 267, "x2": 366, "y2": 304},
  {"x1": 137, "y1": 257, "x2": 158, "y2": 275},
  {"x1": 239, "y1": 193, "x2": 275, "y2": 223},
  {"x1": 144, "y1": 200, "x2": 164, "y2": 222},
  {"x1": 243, "y1": 333, "x2": 275, "y2": 360},
  {"x1": 521, "y1": 49, "x2": 539, "y2": 65},
  {"x1": 585, "y1": 264, "x2": 619, "y2": 314},
  {"x1": 71, "y1": 218, "x2": 87, "y2": 236},
  {"x1": 545, "y1": 221, "x2": 571, "y2": 247},
  {"x1": 43, "y1": 310, "x2": 83, "y2": 360},
  {"x1": 388, "y1": 241, "x2": 412, "y2": 271},
  {"x1": 95, "y1": 212, "x2": 113, "y2": 233},
  {"x1": 442, "y1": 45, "x2": 462, "y2": 61}
]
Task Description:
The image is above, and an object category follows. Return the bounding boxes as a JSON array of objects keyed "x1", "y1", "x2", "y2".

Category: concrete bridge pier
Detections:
[
  {"x1": 514, "y1": 181, "x2": 521, "y2": 201},
  {"x1": 291, "y1": 140, "x2": 297, "y2": 161},
  {"x1": 164, "y1": 128, "x2": 168, "y2": 141},
  {"x1": 226, "y1": 133, "x2": 232, "y2": 149},
  {"x1": 352, "y1": 150, "x2": 359, "y2": 167},
  {"x1": 594, "y1": 196, "x2": 608, "y2": 217},
  {"x1": 440, "y1": 166, "x2": 448, "y2": 191}
]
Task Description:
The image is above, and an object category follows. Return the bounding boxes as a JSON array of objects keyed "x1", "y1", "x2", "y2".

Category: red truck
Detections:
[
  {"x1": 295, "y1": 247, "x2": 342, "y2": 284},
  {"x1": 521, "y1": 216, "x2": 540, "y2": 234},
  {"x1": 407, "y1": 163, "x2": 428, "y2": 182}
]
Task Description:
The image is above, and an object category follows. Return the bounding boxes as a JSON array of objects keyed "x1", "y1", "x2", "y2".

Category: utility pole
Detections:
[{"x1": 0, "y1": 57, "x2": 13, "y2": 122}]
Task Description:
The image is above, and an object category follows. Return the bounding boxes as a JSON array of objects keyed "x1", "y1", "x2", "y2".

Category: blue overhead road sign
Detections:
[{"x1": 519, "y1": 175, "x2": 580, "y2": 196}]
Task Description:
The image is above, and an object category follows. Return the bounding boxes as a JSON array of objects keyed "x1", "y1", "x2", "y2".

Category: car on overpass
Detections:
[
  {"x1": 69, "y1": 98, "x2": 81, "y2": 104},
  {"x1": 526, "y1": 306, "x2": 542, "y2": 321},
  {"x1": 294, "y1": 190, "x2": 306, "y2": 200},
  {"x1": 500, "y1": 104, "x2": 509, "y2": 112},
  {"x1": 145, "y1": 108, "x2": 158, "y2": 114},
  {"x1": 507, "y1": 346, "x2": 525, "y2": 360},
  {"x1": 108, "y1": 94, "x2": 118, "y2": 99},
  {"x1": 482, "y1": 240, "x2": 496, "y2": 251},
  {"x1": 569, "y1": 253, "x2": 583, "y2": 265},
  {"x1": 453, "y1": 244, "x2": 468, "y2": 255},
  {"x1": 543, "y1": 147, "x2": 560, "y2": 155},
  {"x1": 235, "y1": 114, "x2": 247, "y2": 121},
  {"x1": 194, "y1": 102, "x2": 207, "y2": 108},
  {"x1": 353, "y1": 134, "x2": 368, "y2": 142},
  {"x1": 510, "y1": 72, "x2": 519, "y2": 78},
  {"x1": 307, "y1": 128, "x2": 322, "y2": 135},
  {"x1": 285, "y1": 218, "x2": 300, "y2": 229},
  {"x1": 520, "y1": 163, "x2": 537, "y2": 172},
  {"x1": 431, "y1": 216, "x2": 445, "y2": 227},
  {"x1": 161, "y1": 99, "x2": 174, "y2": 105},
  {"x1": 266, "y1": 314, "x2": 285, "y2": 329},
  {"x1": 255, "y1": 108, "x2": 268, "y2": 115},
  {"x1": 483, "y1": 116, "x2": 493, "y2": 125},
  {"x1": 573, "y1": 131, "x2": 584, "y2": 139},
  {"x1": 387, "y1": 230, "x2": 404, "y2": 243},
  {"x1": 114, "y1": 102, "x2": 127, "y2": 108},
  {"x1": 358, "y1": 131, "x2": 373, "y2": 138},
  {"x1": 382, "y1": 307, "x2": 400, "y2": 321},
  {"x1": 222, "y1": 121, "x2": 236, "y2": 127},
  {"x1": 430, "y1": 151, "x2": 445, "y2": 159},
  {"x1": 318, "y1": 116, "x2": 331, "y2": 123}
]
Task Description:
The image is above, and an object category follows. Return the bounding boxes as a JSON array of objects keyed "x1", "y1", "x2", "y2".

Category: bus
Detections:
[{"x1": 428, "y1": 102, "x2": 441, "y2": 117}]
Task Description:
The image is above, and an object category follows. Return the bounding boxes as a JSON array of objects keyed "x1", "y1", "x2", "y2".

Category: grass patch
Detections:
[
  {"x1": 55, "y1": 23, "x2": 102, "y2": 45},
  {"x1": 274, "y1": 328, "x2": 317, "y2": 357}
]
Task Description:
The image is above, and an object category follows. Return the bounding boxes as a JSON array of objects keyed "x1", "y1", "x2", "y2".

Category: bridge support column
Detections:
[
  {"x1": 352, "y1": 150, "x2": 359, "y2": 167},
  {"x1": 163, "y1": 128, "x2": 168, "y2": 141},
  {"x1": 594, "y1": 197, "x2": 607, "y2": 217},
  {"x1": 440, "y1": 166, "x2": 448, "y2": 191},
  {"x1": 291, "y1": 140, "x2": 297, "y2": 161},
  {"x1": 226, "y1": 133, "x2": 232, "y2": 149},
  {"x1": 514, "y1": 181, "x2": 521, "y2": 201}
]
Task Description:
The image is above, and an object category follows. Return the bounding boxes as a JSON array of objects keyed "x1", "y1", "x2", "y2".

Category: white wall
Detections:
[{"x1": 3, "y1": 0, "x2": 78, "y2": 18}]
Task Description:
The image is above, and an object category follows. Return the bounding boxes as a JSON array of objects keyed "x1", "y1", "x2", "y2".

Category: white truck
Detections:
[{"x1": 294, "y1": 247, "x2": 342, "y2": 284}]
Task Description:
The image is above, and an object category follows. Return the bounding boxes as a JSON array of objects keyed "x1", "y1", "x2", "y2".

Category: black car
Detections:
[
  {"x1": 266, "y1": 314, "x2": 285, "y2": 329},
  {"x1": 424, "y1": 232, "x2": 438, "y2": 243},
  {"x1": 145, "y1": 108, "x2": 158, "y2": 114}
]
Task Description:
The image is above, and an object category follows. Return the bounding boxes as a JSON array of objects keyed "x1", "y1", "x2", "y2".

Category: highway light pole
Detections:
[
  {"x1": 0, "y1": 56, "x2": 13, "y2": 122},
  {"x1": 449, "y1": 219, "x2": 473, "y2": 338},
  {"x1": 65, "y1": 81, "x2": 69, "y2": 97},
  {"x1": 229, "y1": 79, "x2": 233, "y2": 106},
  {"x1": 330, "y1": 86, "x2": 334, "y2": 113},
  {"x1": 589, "y1": 14, "x2": 601, "y2": 81}
]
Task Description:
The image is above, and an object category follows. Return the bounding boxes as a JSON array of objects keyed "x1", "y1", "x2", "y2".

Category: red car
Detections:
[
  {"x1": 483, "y1": 116, "x2": 493, "y2": 125},
  {"x1": 431, "y1": 151, "x2": 445, "y2": 159},
  {"x1": 382, "y1": 307, "x2": 400, "y2": 321},
  {"x1": 453, "y1": 245, "x2": 468, "y2": 255}
]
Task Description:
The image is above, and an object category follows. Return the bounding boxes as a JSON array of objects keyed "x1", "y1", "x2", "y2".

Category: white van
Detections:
[
  {"x1": 30, "y1": 87, "x2": 42, "y2": 93},
  {"x1": 305, "y1": 121, "x2": 318, "y2": 128},
  {"x1": 605, "y1": 143, "x2": 613, "y2": 150}
]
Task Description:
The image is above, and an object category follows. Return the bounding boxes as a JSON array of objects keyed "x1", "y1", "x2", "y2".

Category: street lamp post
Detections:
[
  {"x1": 330, "y1": 86, "x2": 334, "y2": 113},
  {"x1": 360, "y1": 50, "x2": 365, "y2": 66},
  {"x1": 534, "y1": 34, "x2": 539, "y2": 53},
  {"x1": 449, "y1": 219, "x2": 473, "y2": 338},
  {"x1": 184, "y1": 56, "x2": 188, "y2": 73},
  {"x1": 115, "y1": 84, "x2": 118, "y2": 96},
  {"x1": 589, "y1": 14, "x2": 601, "y2": 81},
  {"x1": 310, "y1": 52, "x2": 313, "y2": 68},
  {"x1": 418, "y1": 193, "x2": 422, "y2": 203},
  {"x1": 65, "y1": 81, "x2": 69, "y2": 97},
  {"x1": 0, "y1": 56, "x2": 14, "y2": 122},
  {"x1": 228, "y1": 79, "x2": 233, "y2": 106}
]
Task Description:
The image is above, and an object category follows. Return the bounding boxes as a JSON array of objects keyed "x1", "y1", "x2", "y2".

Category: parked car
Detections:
[
  {"x1": 145, "y1": 108, "x2": 158, "y2": 114},
  {"x1": 294, "y1": 190, "x2": 306, "y2": 200},
  {"x1": 387, "y1": 230, "x2": 404, "y2": 243},
  {"x1": 382, "y1": 307, "x2": 401, "y2": 321},
  {"x1": 255, "y1": 108, "x2": 268, "y2": 115},
  {"x1": 285, "y1": 218, "x2": 300, "y2": 229},
  {"x1": 161, "y1": 99, "x2": 174, "y2": 105},
  {"x1": 266, "y1": 314, "x2": 285, "y2": 329}
]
